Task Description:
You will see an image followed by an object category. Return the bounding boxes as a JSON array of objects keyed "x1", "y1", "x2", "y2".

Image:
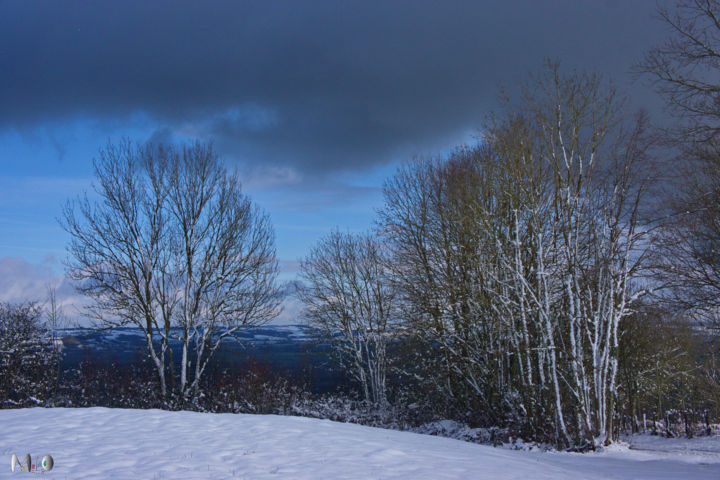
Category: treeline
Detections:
[
  {"x1": 294, "y1": 2, "x2": 720, "y2": 449},
  {"x1": 300, "y1": 65, "x2": 643, "y2": 448},
  {"x1": 298, "y1": 58, "x2": 720, "y2": 448}
]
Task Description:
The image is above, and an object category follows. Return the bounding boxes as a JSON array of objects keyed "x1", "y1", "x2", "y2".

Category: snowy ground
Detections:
[
  {"x1": 623, "y1": 431, "x2": 720, "y2": 455},
  {"x1": 1, "y1": 408, "x2": 719, "y2": 479}
]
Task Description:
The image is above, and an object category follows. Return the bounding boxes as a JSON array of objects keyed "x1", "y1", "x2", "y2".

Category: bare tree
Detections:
[
  {"x1": 638, "y1": 0, "x2": 720, "y2": 410},
  {"x1": 166, "y1": 143, "x2": 281, "y2": 399},
  {"x1": 379, "y1": 152, "x2": 514, "y2": 422},
  {"x1": 639, "y1": 1, "x2": 720, "y2": 319},
  {"x1": 638, "y1": 0, "x2": 720, "y2": 140},
  {"x1": 379, "y1": 63, "x2": 653, "y2": 448},
  {"x1": 299, "y1": 230, "x2": 396, "y2": 405},
  {"x1": 62, "y1": 141, "x2": 173, "y2": 396},
  {"x1": 62, "y1": 140, "x2": 280, "y2": 400},
  {"x1": 490, "y1": 63, "x2": 653, "y2": 447}
]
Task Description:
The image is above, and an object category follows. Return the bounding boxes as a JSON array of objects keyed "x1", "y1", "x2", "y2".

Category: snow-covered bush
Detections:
[
  {"x1": 412, "y1": 420, "x2": 509, "y2": 445},
  {"x1": 0, "y1": 302, "x2": 60, "y2": 407}
]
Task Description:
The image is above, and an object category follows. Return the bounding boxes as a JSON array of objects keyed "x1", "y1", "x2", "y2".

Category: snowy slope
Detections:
[{"x1": 1, "y1": 408, "x2": 718, "y2": 479}]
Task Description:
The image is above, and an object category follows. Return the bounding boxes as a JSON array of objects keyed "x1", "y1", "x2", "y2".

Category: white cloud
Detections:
[
  {"x1": 241, "y1": 165, "x2": 304, "y2": 191},
  {"x1": 0, "y1": 257, "x2": 86, "y2": 319},
  {"x1": 271, "y1": 294, "x2": 305, "y2": 326}
]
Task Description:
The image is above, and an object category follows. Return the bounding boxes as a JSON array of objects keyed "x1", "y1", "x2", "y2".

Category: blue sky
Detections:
[
  {"x1": 0, "y1": 114, "x2": 403, "y2": 321},
  {"x1": 0, "y1": 118, "x2": 392, "y2": 267},
  {"x1": 0, "y1": 117, "x2": 398, "y2": 322},
  {"x1": 0, "y1": 1, "x2": 669, "y2": 323}
]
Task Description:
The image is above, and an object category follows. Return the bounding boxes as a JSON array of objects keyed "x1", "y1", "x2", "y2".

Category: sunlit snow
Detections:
[{"x1": 1, "y1": 408, "x2": 719, "y2": 479}]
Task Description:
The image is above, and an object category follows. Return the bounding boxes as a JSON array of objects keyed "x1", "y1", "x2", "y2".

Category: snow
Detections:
[
  {"x1": 249, "y1": 334, "x2": 286, "y2": 343},
  {"x1": 59, "y1": 325, "x2": 318, "y2": 348},
  {"x1": 412, "y1": 419, "x2": 505, "y2": 444},
  {"x1": 1, "y1": 408, "x2": 719, "y2": 479},
  {"x1": 623, "y1": 432, "x2": 720, "y2": 455}
]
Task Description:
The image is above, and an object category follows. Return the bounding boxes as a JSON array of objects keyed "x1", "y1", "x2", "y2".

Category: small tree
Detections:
[
  {"x1": 299, "y1": 230, "x2": 396, "y2": 405},
  {"x1": 45, "y1": 285, "x2": 66, "y2": 405}
]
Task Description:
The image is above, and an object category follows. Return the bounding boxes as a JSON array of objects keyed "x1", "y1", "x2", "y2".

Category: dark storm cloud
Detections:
[{"x1": 0, "y1": 0, "x2": 667, "y2": 174}]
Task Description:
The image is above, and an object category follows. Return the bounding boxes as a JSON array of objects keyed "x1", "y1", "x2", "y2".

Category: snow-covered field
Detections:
[{"x1": 1, "y1": 408, "x2": 719, "y2": 479}]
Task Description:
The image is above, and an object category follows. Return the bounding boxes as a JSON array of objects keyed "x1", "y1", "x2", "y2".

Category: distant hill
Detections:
[{"x1": 58, "y1": 325, "x2": 347, "y2": 393}]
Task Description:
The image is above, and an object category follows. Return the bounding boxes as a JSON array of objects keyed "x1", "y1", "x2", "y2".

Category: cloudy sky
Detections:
[{"x1": 0, "y1": 0, "x2": 670, "y2": 322}]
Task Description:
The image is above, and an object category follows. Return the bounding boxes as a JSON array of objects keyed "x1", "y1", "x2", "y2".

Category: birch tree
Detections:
[
  {"x1": 379, "y1": 63, "x2": 653, "y2": 447},
  {"x1": 487, "y1": 63, "x2": 653, "y2": 447}
]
